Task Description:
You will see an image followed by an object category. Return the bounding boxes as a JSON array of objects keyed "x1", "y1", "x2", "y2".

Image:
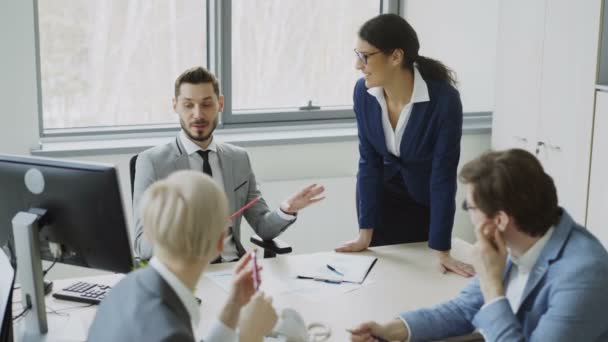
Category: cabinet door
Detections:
[
  {"x1": 492, "y1": 0, "x2": 545, "y2": 153},
  {"x1": 587, "y1": 91, "x2": 608, "y2": 248},
  {"x1": 536, "y1": 0, "x2": 602, "y2": 223}
]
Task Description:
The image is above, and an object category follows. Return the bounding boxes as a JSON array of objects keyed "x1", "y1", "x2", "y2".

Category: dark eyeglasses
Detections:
[
  {"x1": 354, "y1": 49, "x2": 383, "y2": 65},
  {"x1": 461, "y1": 199, "x2": 478, "y2": 211}
]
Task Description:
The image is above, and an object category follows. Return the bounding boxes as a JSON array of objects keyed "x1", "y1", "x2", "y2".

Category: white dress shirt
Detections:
[
  {"x1": 483, "y1": 226, "x2": 555, "y2": 312},
  {"x1": 367, "y1": 65, "x2": 430, "y2": 157},
  {"x1": 179, "y1": 131, "x2": 240, "y2": 262},
  {"x1": 179, "y1": 131, "x2": 294, "y2": 262},
  {"x1": 149, "y1": 257, "x2": 237, "y2": 342}
]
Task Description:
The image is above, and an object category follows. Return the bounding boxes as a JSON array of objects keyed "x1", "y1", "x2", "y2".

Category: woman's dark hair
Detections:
[{"x1": 359, "y1": 13, "x2": 456, "y2": 86}]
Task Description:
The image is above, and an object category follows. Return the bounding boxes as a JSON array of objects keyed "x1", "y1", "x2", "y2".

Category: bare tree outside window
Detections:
[
  {"x1": 37, "y1": 0, "x2": 381, "y2": 131},
  {"x1": 232, "y1": 0, "x2": 379, "y2": 113},
  {"x1": 38, "y1": 0, "x2": 206, "y2": 129},
  {"x1": 37, "y1": 1, "x2": 494, "y2": 132}
]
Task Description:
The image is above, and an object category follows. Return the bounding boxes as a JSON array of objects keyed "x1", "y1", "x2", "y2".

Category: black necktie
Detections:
[{"x1": 196, "y1": 150, "x2": 213, "y2": 177}]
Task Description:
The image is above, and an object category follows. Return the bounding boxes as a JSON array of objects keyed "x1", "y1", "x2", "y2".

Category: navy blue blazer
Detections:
[{"x1": 354, "y1": 77, "x2": 463, "y2": 251}]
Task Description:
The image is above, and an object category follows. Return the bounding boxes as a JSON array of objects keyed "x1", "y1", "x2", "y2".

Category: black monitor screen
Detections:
[{"x1": 0, "y1": 154, "x2": 133, "y2": 274}]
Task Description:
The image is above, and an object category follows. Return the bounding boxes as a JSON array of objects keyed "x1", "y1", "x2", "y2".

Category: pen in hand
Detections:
[{"x1": 251, "y1": 250, "x2": 260, "y2": 291}]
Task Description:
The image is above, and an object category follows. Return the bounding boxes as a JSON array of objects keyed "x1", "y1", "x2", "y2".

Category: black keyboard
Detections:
[{"x1": 52, "y1": 281, "x2": 111, "y2": 305}]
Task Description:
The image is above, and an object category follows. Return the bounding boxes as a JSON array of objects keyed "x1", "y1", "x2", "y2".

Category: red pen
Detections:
[
  {"x1": 230, "y1": 197, "x2": 261, "y2": 220},
  {"x1": 251, "y1": 250, "x2": 260, "y2": 291}
]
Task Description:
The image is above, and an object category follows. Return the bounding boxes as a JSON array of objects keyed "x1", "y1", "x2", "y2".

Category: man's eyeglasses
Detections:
[
  {"x1": 354, "y1": 49, "x2": 382, "y2": 65},
  {"x1": 461, "y1": 199, "x2": 478, "y2": 211}
]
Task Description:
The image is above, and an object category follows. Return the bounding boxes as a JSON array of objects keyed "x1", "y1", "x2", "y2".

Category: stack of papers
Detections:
[
  {"x1": 204, "y1": 254, "x2": 378, "y2": 303},
  {"x1": 295, "y1": 254, "x2": 377, "y2": 284}
]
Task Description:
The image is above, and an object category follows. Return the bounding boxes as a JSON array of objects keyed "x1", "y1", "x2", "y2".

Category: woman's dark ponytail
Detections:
[{"x1": 415, "y1": 55, "x2": 457, "y2": 86}]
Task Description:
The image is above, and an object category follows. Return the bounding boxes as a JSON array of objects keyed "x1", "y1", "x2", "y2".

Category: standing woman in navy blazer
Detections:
[{"x1": 336, "y1": 14, "x2": 474, "y2": 277}]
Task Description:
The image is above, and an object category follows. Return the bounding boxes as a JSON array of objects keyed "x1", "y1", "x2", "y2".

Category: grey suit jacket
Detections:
[
  {"x1": 133, "y1": 137, "x2": 295, "y2": 259},
  {"x1": 88, "y1": 266, "x2": 194, "y2": 341}
]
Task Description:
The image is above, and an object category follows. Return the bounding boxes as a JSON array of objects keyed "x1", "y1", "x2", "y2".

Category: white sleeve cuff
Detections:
[
  {"x1": 480, "y1": 296, "x2": 507, "y2": 311},
  {"x1": 276, "y1": 208, "x2": 296, "y2": 221},
  {"x1": 398, "y1": 317, "x2": 412, "y2": 342},
  {"x1": 203, "y1": 320, "x2": 238, "y2": 342}
]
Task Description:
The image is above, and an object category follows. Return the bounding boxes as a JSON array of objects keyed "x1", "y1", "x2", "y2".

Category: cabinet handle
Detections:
[
  {"x1": 535, "y1": 141, "x2": 545, "y2": 155},
  {"x1": 514, "y1": 136, "x2": 528, "y2": 143},
  {"x1": 546, "y1": 143, "x2": 561, "y2": 151}
]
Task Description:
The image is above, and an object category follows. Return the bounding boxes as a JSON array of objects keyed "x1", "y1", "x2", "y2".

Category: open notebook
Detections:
[{"x1": 296, "y1": 254, "x2": 377, "y2": 284}]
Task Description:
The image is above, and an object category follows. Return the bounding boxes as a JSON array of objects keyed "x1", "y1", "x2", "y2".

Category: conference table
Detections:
[{"x1": 13, "y1": 239, "x2": 482, "y2": 341}]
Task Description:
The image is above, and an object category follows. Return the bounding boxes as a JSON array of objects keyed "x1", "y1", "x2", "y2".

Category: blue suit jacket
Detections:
[
  {"x1": 354, "y1": 77, "x2": 463, "y2": 250},
  {"x1": 401, "y1": 210, "x2": 608, "y2": 342}
]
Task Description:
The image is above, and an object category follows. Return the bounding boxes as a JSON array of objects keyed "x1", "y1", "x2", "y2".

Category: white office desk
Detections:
[{"x1": 13, "y1": 239, "x2": 479, "y2": 341}]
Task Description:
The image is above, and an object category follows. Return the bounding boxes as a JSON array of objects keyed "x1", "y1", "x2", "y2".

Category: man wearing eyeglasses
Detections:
[
  {"x1": 349, "y1": 149, "x2": 608, "y2": 342},
  {"x1": 133, "y1": 66, "x2": 325, "y2": 262}
]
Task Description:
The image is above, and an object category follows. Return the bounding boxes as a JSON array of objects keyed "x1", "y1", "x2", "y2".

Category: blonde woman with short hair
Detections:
[{"x1": 89, "y1": 170, "x2": 277, "y2": 342}]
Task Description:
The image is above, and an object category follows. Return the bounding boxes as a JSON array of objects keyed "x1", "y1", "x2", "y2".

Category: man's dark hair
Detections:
[
  {"x1": 174, "y1": 66, "x2": 220, "y2": 98},
  {"x1": 459, "y1": 148, "x2": 560, "y2": 236}
]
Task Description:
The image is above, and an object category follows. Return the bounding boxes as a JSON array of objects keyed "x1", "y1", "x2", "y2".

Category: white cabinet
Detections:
[
  {"x1": 536, "y1": 0, "x2": 602, "y2": 224},
  {"x1": 587, "y1": 90, "x2": 608, "y2": 248},
  {"x1": 492, "y1": 0, "x2": 545, "y2": 153},
  {"x1": 493, "y1": 0, "x2": 603, "y2": 223}
]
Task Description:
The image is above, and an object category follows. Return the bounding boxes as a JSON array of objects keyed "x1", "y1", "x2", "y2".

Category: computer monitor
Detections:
[
  {"x1": 0, "y1": 154, "x2": 133, "y2": 272},
  {"x1": 0, "y1": 154, "x2": 134, "y2": 339}
]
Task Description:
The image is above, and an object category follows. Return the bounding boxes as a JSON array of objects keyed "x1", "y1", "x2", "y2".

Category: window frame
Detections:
[
  {"x1": 207, "y1": 0, "x2": 390, "y2": 126},
  {"x1": 213, "y1": 0, "x2": 395, "y2": 127},
  {"x1": 35, "y1": 0, "x2": 398, "y2": 137}
]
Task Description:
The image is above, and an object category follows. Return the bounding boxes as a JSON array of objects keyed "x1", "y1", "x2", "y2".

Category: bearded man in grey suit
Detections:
[{"x1": 133, "y1": 66, "x2": 325, "y2": 261}]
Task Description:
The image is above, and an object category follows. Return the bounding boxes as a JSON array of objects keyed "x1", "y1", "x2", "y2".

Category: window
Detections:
[
  {"x1": 229, "y1": 0, "x2": 380, "y2": 120},
  {"x1": 36, "y1": 0, "x2": 389, "y2": 135},
  {"x1": 217, "y1": 0, "x2": 384, "y2": 125},
  {"x1": 37, "y1": 0, "x2": 206, "y2": 130}
]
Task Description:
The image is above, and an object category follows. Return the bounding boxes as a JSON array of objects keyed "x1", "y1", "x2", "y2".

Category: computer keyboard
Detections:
[{"x1": 52, "y1": 281, "x2": 111, "y2": 305}]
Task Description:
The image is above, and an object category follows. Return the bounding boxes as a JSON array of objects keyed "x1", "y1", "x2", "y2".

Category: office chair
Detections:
[{"x1": 129, "y1": 154, "x2": 291, "y2": 258}]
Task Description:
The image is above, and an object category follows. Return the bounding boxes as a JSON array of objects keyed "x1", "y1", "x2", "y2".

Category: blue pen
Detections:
[
  {"x1": 326, "y1": 264, "x2": 344, "y2": 276},
  {"x1": 316, "y1": 278, "x2": 342, "y2": 284},
  {"x1": 296, "y1": 275, "x2": 342, "y2": 284}
]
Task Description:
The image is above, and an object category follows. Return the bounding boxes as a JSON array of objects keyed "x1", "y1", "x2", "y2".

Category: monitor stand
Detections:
[{"x1": 12, "y1": 209, "x2": 62, "y2": 342}]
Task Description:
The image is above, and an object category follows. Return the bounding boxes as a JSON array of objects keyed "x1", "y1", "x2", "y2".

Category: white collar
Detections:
[
  {"x1": 366, "y1": 64, "x2": 430, "y2": 104},
  {"x1": 149, "y1": 257, "x2": 201, "y2": 325},
  {"x1": 510, "y1": 227, "x2": 555, "y2": 273},
  {"x1": 179, "y1": 130, "x2": 218, "y2": 156}
]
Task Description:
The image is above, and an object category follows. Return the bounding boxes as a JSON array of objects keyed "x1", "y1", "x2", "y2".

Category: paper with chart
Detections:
[{"x1": 295, "y1": 254, "x2": 377, "y2": 284}]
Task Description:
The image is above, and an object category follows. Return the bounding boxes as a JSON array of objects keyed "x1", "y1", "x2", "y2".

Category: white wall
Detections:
[
  {"x1": 404, "y1": 0, "x2": 499, "y2": 113},
  {"x1": 0, "y1": 0, "x2": 491, "y2": 279},
  {"x1": 0, "y1": 0, "x2": 40, "y2": 155}
]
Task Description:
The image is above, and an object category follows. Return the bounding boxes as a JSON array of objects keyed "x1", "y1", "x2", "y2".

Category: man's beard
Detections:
[{"x1": 180, "y1": 117, "x2": 218, "y2": 143}]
